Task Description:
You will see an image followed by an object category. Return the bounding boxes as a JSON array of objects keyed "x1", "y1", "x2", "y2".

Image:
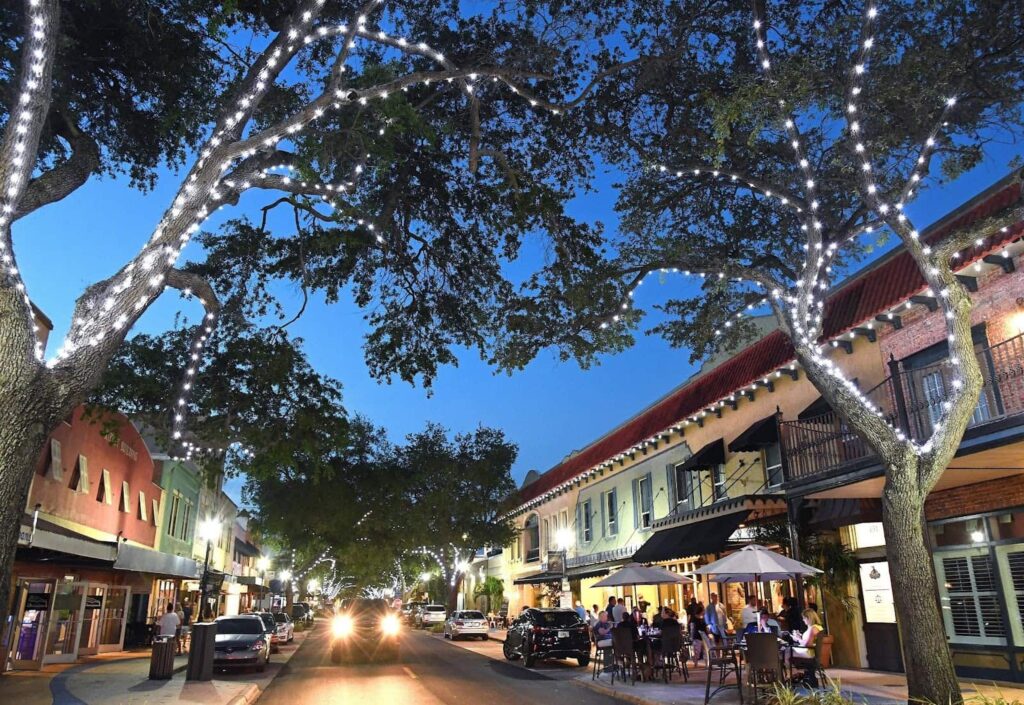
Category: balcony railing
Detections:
[{"x1": 780, "y1": 333, "x2": 1024, "y2": 482}]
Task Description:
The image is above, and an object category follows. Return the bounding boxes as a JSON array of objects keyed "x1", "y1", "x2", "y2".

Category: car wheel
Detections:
[
  {"x1": 577, "y1": 655, "x2": 590, "y2": 668},
  {"x1": 502, "y1": 640, "x2": 520, "y2": 661}
]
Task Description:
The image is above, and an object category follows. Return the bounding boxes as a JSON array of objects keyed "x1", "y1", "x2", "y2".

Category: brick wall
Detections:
[{"x1": 926, "y1": 476, "x2": 1024, "y2": 521}]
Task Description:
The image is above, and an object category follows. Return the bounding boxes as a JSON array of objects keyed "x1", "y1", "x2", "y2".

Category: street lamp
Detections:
[
  {"x1": 555, "y1": 527, "x2": 574, "y2": 552},
  {"x1": 307, "y1": 578, "x2": 319, "y2": 594},
  {"x1": 198, "y1": 517, "x2": 221, "y2": 621}
]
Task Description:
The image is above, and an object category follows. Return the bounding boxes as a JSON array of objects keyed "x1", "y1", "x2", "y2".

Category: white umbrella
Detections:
[
  {"x1": 693, "y1": 544, "x2": 822, "y2": 583},
  {"x1": 592, "y1": 563, "x2": 688, "y2": 588}
]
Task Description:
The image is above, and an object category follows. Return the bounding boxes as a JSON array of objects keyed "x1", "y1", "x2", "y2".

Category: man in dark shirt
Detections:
[{"x1": 181, "y1": 599, "x2": 193, "y2": 626}]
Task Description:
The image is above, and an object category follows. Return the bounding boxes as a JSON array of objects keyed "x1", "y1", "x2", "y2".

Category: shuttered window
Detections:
[
  {"x1": 996, "y1": 546, "x2": 1024, "y2": 646},
  {"x1": 582, "y1": 500, "x2": 592, "y2": 542},
  {"x1": 937, "y1": 551, "x2": 1005, "y2": 645}
]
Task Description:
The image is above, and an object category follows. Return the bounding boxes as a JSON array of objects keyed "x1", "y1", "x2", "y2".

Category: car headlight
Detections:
[
  {"x1": 381, "y1": 614, "x2": 400, "y2": 636},
  {"x1": 251, "y1": 639, "x2": 266, "y2": 651},
  {"x1": 332, "y1": 615, "x2": 353, "y2": 638}
]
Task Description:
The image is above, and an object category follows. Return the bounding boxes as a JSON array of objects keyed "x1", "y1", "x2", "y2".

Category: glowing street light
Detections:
[
  {"x1": 555, "y1": 527, "x2": 574, "y2": 552},
  {"x1": 197, "y1": 516, "x2": 222, "y2": 620}
]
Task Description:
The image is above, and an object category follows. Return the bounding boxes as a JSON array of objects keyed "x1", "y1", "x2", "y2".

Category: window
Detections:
[
  {"x1": 119, "y1": 481, "x2": 131, "y2": 513},
  {"x1": 168, "y1": 492, "x2": 181, "y2": 538},
  {"x1": 560, "y1": 509, "x2": 569, "y2": 534},
  {"x1": 543, "y1": 518, "x2": 550, "y2": 550},
  {"x1": 637, "y1": 476, "x2": 653, "y2": 529},
  {"x1": 712, "y1": 465, "x2": 726, "y2": 501},
  {"x1": 47, "y1": 439, "x2": 63, "y2": 480},
  {"x1": 604, "y1": 490, "x2": 618, "y2": 535},
  {"x1": 523, "y1": 515, "x2": 540, "y2": 562},
  {"x1": 96, "y1": 469, "x2": 112, "y2": 504},
  {"x1": 180, "y1": 500, "x2": 193, "y2": 540},
  {"x1": 997, "y1": 547, "x2": 1024, "y2": 645},
  {"x1": 764, "y1": 444, "x2": 784, "y2": 487},
  {"x1": 151, "y1": 498, "x2": 160, "y2": 527},
  {"x1": 935, "y1": 550, "x2": 1005, "y2": 645},
  {"x1": 582, "y1": 500, "x2": 593, "y2": 542},
  {"x1": 69, "y1": 454, "x2": 90, "y2": 494},
  {"x1": 138, "y1": 491, "x2": 148, "y2": 522}
]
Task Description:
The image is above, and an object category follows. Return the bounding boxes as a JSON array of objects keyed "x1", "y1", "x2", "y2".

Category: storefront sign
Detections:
[
  {"x1": 859, "y1": 561, "x2": 896, "y2": 623},
  {"x1": 84, "y1": 595, "x2": 103, "y2": 610},
  {"x1": 852, "y1": 522, "x2": 886, "y2": 549},
  {"x1": 25, "y1": 593, "x2": 49, "y2": 611}
]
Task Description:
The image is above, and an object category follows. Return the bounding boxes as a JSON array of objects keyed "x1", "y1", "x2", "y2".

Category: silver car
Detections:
[
  {"x1": 214, "y1": 615, "x2": 271, "y2": 671},
  {"x1": 444, "y1": 610, "x2": 489, "y2": 640},
  {"x1": 415, "y1": 604, "x2": 447, "y2": 629}
]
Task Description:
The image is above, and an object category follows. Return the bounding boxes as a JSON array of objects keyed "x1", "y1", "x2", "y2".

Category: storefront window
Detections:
[
  {"x1": 990, "y1": 511, "x2": 1024, "y2": 542},
  {"x1": 934, "y1": 548, "x2": 1005, "y2": 645},
  {"x1": 931, "y1": 517, "x2": 988, "y2": 547}
]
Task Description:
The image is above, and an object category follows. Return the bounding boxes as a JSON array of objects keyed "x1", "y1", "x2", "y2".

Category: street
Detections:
[{"x1": 257, "y1": 627, "x2": 624, "y2": 705}]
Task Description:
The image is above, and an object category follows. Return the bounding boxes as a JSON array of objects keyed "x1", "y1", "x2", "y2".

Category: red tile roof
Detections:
[{"x1": 518, "y1": 175, "x2": 1024, "y2": 506}]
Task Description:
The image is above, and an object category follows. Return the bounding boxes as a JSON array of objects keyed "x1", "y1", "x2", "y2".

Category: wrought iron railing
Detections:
[{"x1": 780, "y1": 333, "x2": 1024, "y2": 482}]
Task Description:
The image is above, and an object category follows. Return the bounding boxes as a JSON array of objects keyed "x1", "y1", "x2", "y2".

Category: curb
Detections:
[
  {"x1": 225, "y1": 683, "x2": 261, "y2": 705},
  {"x1": 573, "y1": 677, "x2": 661, "y2": 705}
]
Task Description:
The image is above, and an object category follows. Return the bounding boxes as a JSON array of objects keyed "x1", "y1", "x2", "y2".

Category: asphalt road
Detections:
[{"x1": 257, "y1": 626, "x2": 624, "y2": 705}]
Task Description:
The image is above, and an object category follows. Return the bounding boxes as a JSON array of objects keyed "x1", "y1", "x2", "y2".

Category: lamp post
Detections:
[
  {"x1": 198, "y1": 517, "x2": 220, "y2": 621},
  {"x1": 256, "y1": 556, "x2": 270, "y2": 610}
]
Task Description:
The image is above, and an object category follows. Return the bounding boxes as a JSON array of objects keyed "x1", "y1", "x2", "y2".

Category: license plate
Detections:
[{"x1": 557, "y1": 630, "x2": 569, "y2": 638}]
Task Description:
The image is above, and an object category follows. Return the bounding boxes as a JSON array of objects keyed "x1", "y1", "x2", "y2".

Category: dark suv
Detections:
[
  {"x1": 330, "y1": 598, "x2": 401, "y2": 663},
  {"x1": 502, "y1": 608, "x2": 590, "y2": 667}
]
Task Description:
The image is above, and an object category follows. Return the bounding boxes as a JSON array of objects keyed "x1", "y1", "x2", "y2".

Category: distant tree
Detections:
[
  {"x1": 496, "y1": 2, "x2": 1024, "y2": 701},
  {"x1": 474, "y1": 575, "x2": 505, "y2": 613}
]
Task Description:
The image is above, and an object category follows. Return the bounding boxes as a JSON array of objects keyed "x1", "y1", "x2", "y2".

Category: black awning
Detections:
[
  {"x1": 633, "y1": 511, "x2": 747, "y2": 564},
  {"x1": 728, "y1": 415, "x2": 779, "y2": 453},
  {"x1": 677, "y1": 439, "x2": 726, "y2": 473},
  {"x1": 513, "y1": 571, "x2": 564, "y2": 585},
  {"x1": 567, "y1": 560, "x2": 628, "y2": 581},
  {"x1": 809, "y1": 498, "x2": 882, "y2": 530}
]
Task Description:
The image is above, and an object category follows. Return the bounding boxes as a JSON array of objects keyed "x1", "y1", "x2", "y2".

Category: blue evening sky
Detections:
[{"x1": 13, "y1": 137, "x2": 1023, "y2": 504}]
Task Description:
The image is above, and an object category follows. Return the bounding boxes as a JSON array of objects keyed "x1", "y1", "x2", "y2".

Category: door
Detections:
[
  {"x1": 77, "y1": 585, "x2": 105, "y2": 656},
  {"x1": 44, "y1": 582, "x2": 86, "y2": 664},
  {"x1": 858, "y1": 561, "x2": 904, "y2": 672},
  {"x1": 8, "y1": 580, "x2": 53, "y2": 670},
  {"x1": 98, "y1": 587, "x2": 130, "y2": 653}
]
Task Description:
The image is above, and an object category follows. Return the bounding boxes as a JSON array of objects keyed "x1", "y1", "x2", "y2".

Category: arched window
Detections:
[{"x1": 523, "y1": 514, "x2": 540, "y2": 563}]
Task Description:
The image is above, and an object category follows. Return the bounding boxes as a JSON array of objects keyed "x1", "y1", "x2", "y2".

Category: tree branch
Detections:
[{"x1": 14, "y1": 112, "x2": 100, "y2": 220}]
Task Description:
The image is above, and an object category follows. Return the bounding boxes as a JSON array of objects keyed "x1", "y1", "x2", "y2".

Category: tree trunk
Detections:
[
  {"x1": 882, "y1": 468, "x2": 962, "y2": 705},
  {"x1": 0, "y1": 381, "x2": 59, "y2": 634}
]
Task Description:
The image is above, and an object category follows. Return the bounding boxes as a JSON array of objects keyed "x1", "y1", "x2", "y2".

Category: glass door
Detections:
[
  {"x1": 44, "y1": 581, "x2": 85, "y2": 664},
  {"x1": 77, "y1": 585, "x2": 105, "y2": 656},
  {"x1": 8, "y1": 580, "x2": 54, "y2": 670},
  {"x1": 99, "y1": 587, "x2": 130, "y2": 653}
]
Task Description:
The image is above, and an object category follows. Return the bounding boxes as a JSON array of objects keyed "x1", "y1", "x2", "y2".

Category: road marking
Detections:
[{"x1": 403, "y1": 666, "x2": 418, "y2": 679}]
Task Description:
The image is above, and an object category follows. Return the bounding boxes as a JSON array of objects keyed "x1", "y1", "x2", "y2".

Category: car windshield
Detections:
[
  {"x1": 217, "y1": 618, "x2": 263, "y2": 635},
  {"x1": 343, "y1": 599, "x2": 390, "y2": 614},
  {"x1": 529, "y1": 610, "x2": 583, "y2": 627},
  {"x1": 459, "y1": 611, "x2": 485, "y2": 620},
  {"x1": 273, "y1": 613, "x2": 289, "y2": 623},
  {"x1": 258, "y1": 615, "x2": 275, "y2": 629},
  {"x1": 425, "y1": 606, "x2": 445, "y2": 612}
]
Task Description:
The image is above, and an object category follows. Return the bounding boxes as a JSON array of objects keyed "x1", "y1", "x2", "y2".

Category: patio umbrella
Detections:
[
  {"x1": 592, "y1": 563, "x2": 689, "y2": 588},
  {"x1": 692, "y1": 544, "x2": 822, "y2": 582}
]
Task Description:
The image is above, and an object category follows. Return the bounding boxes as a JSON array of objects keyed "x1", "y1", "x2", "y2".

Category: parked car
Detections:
[
  {"x1": 415, "y1": 604, "x2": 446, "y2": 629},
  {"x1": 290, "y1": 603, "x2": 312, "y2": 625},
  {"x1": 213, "y1": 615, "x2": 271, "y2": 671},
  {"x1": 502, "y1": 608, "x2": 590, "y2": 668},
  {"x1": 444, "y1": 610, "x2": 489, "y2": 640},
  {"x1": 330, "y1": 598, "x2": 401, "y2": 663},
  {"x1": 401, "y1": 601, "x2": 426, "y2": 624},
  {"x1": 272, "y1": 611, "x2": 294, "y2": 643},
  {"x1": 255, "y1": 612, "x2": 281, "y2": 652}
]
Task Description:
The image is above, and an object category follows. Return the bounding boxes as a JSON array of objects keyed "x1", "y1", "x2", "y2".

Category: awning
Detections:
[
  {"x1": 728, "y1": 415, "x2": 779, "y2": 453},
  {"x1": 513, "y1": 571, "x2": 564, "y2": 585},
  {"x1": 233, "y1": 537, "x2": 260, "y2": 559},
  {"x1": 633, "y1": 512, "x2": 747, "y2": 564},
  {"x1": 567, "y1": 560, "x2": 629, "y2": 581},
  {"x1": 676, "y1": 439, "x2": 725, "y2": 473},
  {"x1": 809, "y1": 498, "x2": 882, "y2": 530},
  {"x1": 114, "y1": 544, "x2": 200, "y2": 579}
]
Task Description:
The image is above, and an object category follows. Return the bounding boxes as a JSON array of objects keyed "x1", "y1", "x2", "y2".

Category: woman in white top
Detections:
[{"x1": 787, "y1": 608, "x2": 822, "y2": 663}]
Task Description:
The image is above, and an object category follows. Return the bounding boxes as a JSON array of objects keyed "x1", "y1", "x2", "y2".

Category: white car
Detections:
[
  {"x1": 444, "y1": 610, "x2": 489, "y2": 640},
  {"x1": 272, "y1": 611, "x2": 294, "y2": 643},
  {"x1": 416, "y1": 605, "x2": 447, "y2": 628}
]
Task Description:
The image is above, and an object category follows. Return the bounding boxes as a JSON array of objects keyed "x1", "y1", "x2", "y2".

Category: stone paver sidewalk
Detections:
[
  {"x1": 577, "y1": 666, "x2": 1024, "y2": 705},
  {"x1": 1, "y1": 628, "x2": 311, "y2": 705}
]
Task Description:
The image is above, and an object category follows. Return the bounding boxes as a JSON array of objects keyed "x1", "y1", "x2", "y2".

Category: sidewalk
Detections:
[
  {"x1": 1, "y1": 628, "x2": 311, "y2": 705},
  {"x1": 577, "y1": 665, "x2": 1024, "y2": 705}
]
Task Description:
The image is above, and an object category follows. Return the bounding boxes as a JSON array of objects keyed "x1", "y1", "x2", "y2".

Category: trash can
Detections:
[
  {"x1": 149, "y1": 636, "x2": 176, "y2": 680},
  {"x1": 186, "y1": 622, "x2": 216, "y2": 681}
]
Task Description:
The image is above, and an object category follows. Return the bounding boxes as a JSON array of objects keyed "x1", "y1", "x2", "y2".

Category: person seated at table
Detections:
[
  {"x1": 787, "y1": 609, "x2": 822, "y2": 664},
  {"x1": 631, "y1": 607, "x2": 648, "y2": 629},
  {"x1": 740, "y1": 595, "x2": 758, "y2": 632},
  {"x1": 652, "y1": 606, "x2": 667, "y2": 629},
  {"x1": 593, "y1": 611, "x2": 614, "y2": 668},
  {"x1": 779, "y1": 597, "x2": 806, "y2": 634},
  {"x1": 744, "y1": 609, "x2": 779, "y2": 635},
  {"x1": 688, "y1": 605, "x2": 709, "y2": 662}
]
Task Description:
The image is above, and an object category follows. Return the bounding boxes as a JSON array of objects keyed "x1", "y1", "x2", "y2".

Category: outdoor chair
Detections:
[
  {"x1": 592, "y1": 633, "x2": 613, "y2": 681},
  {"x1": 653, "y1": 620, "x2": 687, "y2": 683},
  {"x1": 610, "y1": 625, "x2": 640, "y2": 686},
  {"x1": 745, "y1": 633, "x2": 783, "y2": 705},
  {"x1": 790, "y1": 632, "x2": 827, "y2": 689},
  {"x1": 700, "y1": 632, "x2": 743, "y2": 705}
]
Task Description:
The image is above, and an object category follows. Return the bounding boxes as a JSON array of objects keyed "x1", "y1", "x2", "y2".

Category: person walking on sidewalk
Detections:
[{"x1": 158, "y1": 603, "x2": 180, "y2": 645}]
